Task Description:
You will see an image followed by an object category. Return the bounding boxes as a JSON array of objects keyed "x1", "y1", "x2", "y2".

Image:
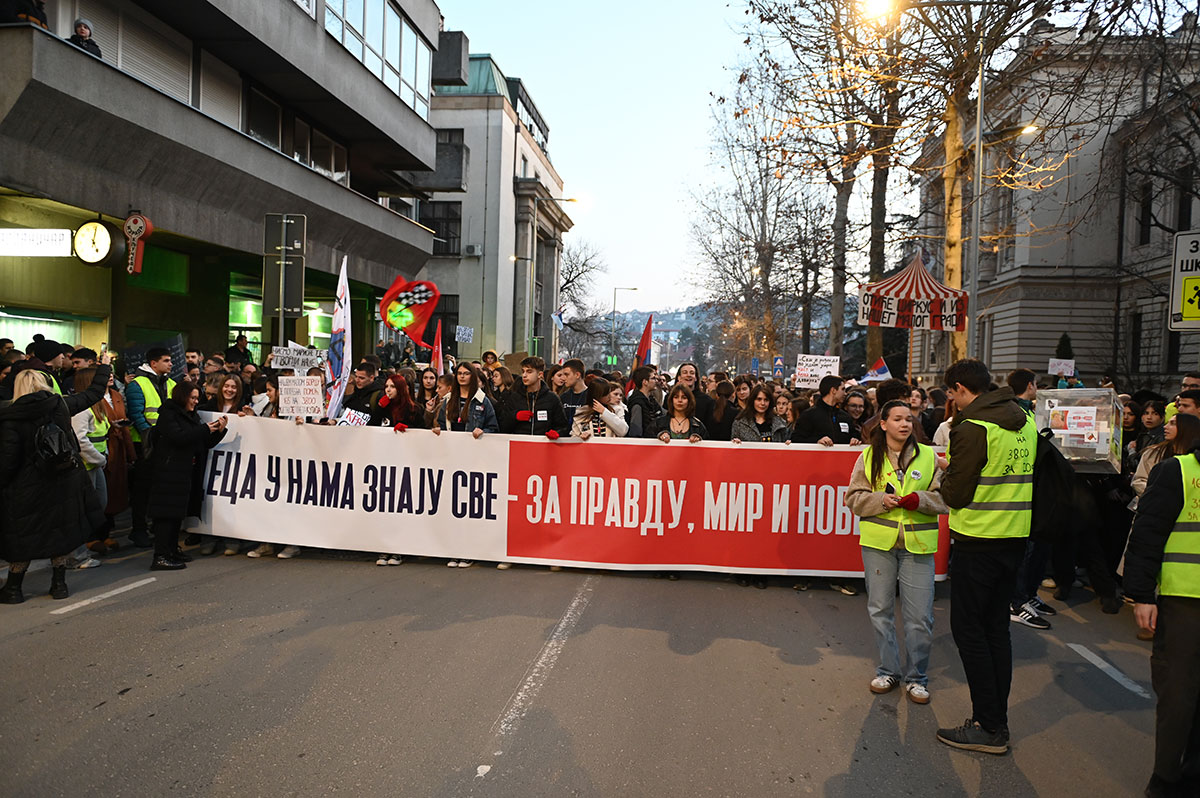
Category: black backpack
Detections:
[{"x1": 32, "y1": 401, "x2": 81, "y2": 474}]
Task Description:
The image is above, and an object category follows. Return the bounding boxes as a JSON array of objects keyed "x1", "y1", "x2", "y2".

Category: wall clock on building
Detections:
[{"x1": 73, "y1": 220, "x2": 124, "y2": 267}]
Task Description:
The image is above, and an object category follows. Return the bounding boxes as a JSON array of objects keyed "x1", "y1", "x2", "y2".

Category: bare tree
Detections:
[{"x1": 555, "y1": 242, "x2": 635, "y2": 368}]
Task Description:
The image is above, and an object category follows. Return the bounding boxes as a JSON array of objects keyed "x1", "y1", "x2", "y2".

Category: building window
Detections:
[
  {"x1": 1138, "y1": 182, "x2": 1153, "y2": 245},
  {"x1": 1178, "y1": 165, "x2": 1194, "y2": 232},
  {"x1": 420, "y1": 202, "x2": 462, "y2": 256},
  {"x1": 1168, "y1": 330, "x2": 1182, "y2": 373},
  {"x1": 293, "y1": 118, "x2": 310, "y2": 165},
  {"x1": 324, "y1": 0, "x2": 432, "y2": 119},
  {"x1": 1130, "y1": 312, "x2": 1143, "y2": 372},
  {"x1": 246, "y1": 88, "x2": 281, "y2": 149},
  {"x1": 437, "y1": 129, "x2": 464, "y2": 145},
  {"x1": 521, "y1": 155, "x2": 528, "y2": 178}
]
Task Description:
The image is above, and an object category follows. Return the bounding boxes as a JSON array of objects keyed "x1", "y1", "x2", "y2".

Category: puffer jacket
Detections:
[
  {"x1": 0, "y1": 390, "x2": 102, "y2": 561},
  {"x1": 499, "y1": 382, "x2": 569, "y2": 437}
]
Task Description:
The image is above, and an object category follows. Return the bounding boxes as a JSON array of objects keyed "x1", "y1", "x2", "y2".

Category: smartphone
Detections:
[
  {"x1": 100, "y1": 342, "x2": 108, "y2": 353},
  {"x1": 885, "y1": 483, "x2": 896, "y2": 495}
]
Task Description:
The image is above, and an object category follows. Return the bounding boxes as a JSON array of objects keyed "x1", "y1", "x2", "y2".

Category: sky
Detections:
[{"x1": 440, "y1": 1, "x2": 751, "y2": 314}]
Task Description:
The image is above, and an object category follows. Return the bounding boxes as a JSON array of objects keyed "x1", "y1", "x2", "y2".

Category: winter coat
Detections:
[
  {"x1": 434, "y1": 388, "x2": 499, "y2": 432},
  {"x1": 342, "y1": 378, "x2": 385, "y2": 416},
  {"x1": 570, "y1": 406, "x2": 629, "y2": 438},
  {"x1": 625, "y1": 389, "x2": 662, "y2": 439},
  {"x1": 0, "y1": 390, "x2": 104, "y2": 561},
  {"x1": 731, "y1": 414, "x2": 790, "y2": 443},
  {"x1": 499, "y1": 382, "x2": 569, "y2": 437},
  {"x1": 147, "y1": 400, "x2": 226, "y2": 520},
  {"x1": 1124, "y1": 451, "x2": 1193, "y2": 604},
  {"x1": 793, "y1": 401, "x2": 860, "y2": 444},
  {"x1": 370, "y1": 398, "x2": 428, "y2": 429},
  {"x1": 68, "y1": 33, "x2": 101, "y2": 57}
]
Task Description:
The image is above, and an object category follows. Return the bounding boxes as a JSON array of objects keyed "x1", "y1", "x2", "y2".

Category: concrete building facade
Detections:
[{"x1": 0, "y1": 0, "x2": 467, "y2": 361}]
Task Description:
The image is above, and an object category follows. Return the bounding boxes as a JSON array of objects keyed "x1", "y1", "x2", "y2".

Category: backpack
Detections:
[{"x1": 32, "y1": 401, "x2": 81, "y2": 474}]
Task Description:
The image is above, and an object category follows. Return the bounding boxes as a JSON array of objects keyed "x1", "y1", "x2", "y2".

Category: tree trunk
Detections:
[
  {"x1": 801, "y1": 258, "x2": 813, "y2": 355},
  {"x1": 867, "y1": 152, "x2": 890, "y2": 366},
  {"x1": 942, "y1": 94, "x2": 968, "y2": 363},
  {"x1": 829, "y1": 178, "x2": 855, "y2": 357}
]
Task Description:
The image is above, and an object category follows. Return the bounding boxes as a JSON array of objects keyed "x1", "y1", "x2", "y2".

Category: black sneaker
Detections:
[
  {"x1": 1011, "y1": 602, "x2": 1052, "y2": 630},
  {"x1": 1029, "y1": 596, "x2": 1057, "y2": 616},
  {"x1": 936, "y1": 718, "x2": 1008, "y2": 754},
  {"x1": 150, "y1": 556, "x2": 186, "y2": 571}
]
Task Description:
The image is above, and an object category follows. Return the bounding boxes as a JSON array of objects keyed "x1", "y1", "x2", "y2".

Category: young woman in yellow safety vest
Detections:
[{"x1": 844, "y1": 399, "x2": 948, "y2": 705}]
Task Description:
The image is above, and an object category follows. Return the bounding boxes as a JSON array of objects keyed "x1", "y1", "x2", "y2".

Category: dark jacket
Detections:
[
  {"x1": 0, "y1": 0, "x2": 48, "y2": 28},
  {"x1": 68, "y1": 34, "x2": 101, "y2": 57},
  {"x1": 1124, "y1": 452, "x2": 1189, "y2": 605},
  {"x1": 560, "y1": 386, "x2": 589, "y2": 426},
  {"x1": 731, "y1": 414, "x2": 789, "y2": 443},
  {"x1": 0, "y1": 390, "x2": 103, "y2": 561},
  {"x1": 706, "y1": 401, "x2": 737, "y2": 442},
  {"x1": 792, "y1": 400, "x2": 859, "y2": 444},
  {"x1": 369, "y1": 399, "x2": 426, "y2": 429},
  {"x1": 626, "y1": 389, "x2": 662, "y2": 439},
  {"x1": 126, "y1": 365, "x2": 172, "y2": 435},
  {"x1": 499, "y1": 382, "x2": 569, "y2": 437},
  {"x1": 343, "y1": 378, "x2": 385, "y2": 416},
  {"x1": 223, "y1": 345, "x2": 253, "y2": 367},
  {"x1": 147, "y1": 400, "x2": 226, "y2": 520},
  {"x1": 692, "y1": 388, "x2": 715, "y2": 431},
  {"x1": 650, "y1": 414, "x2": 708, "y2": 440},
  {"x1": 941, "y1": 386, "x2": 1031, "y2": 547}
]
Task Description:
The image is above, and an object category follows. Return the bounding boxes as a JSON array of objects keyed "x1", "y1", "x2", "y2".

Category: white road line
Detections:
[
  {"x1": 49, "y1": 577, "x2": 157, "y2": 615},
  {"x1": 1067, "y1": 643, "x2": 1152, "y2": 699},
  {"x1": 474, "y1": 574, "x2": 597, "y2": 779}
]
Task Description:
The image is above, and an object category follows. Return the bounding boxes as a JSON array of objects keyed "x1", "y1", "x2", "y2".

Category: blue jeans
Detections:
[{"x1": 862, "y1": 546, "x2": 936, "y2": 686}]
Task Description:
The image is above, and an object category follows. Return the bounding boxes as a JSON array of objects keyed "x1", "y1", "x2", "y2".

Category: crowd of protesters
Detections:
[{"x1": 2, "y1": 332, "x2": 1198, "y2": 792}]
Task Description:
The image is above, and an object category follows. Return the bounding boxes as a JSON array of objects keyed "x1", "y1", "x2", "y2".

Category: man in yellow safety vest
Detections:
[
  {"x1": 935, "y1": 359, "x2": 1036, "y2": 756},
  {"x1": 125, "y1": 347, "x2": 175, "y2": 548},
  {"x1": 1126, "y1": 444, "x2": 1200, "y2": 797}
]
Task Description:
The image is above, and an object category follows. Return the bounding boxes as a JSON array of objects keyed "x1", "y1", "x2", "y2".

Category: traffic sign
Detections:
[
  {"x1": 772, "y1": 355, "x2": 784, "y2": 378},
  {"x1": 1170, "y1": 230, "x2": 1200, "y2": 330},
  {"x1": 751, "y1": 357, "x2": 760, "y2": 376}
]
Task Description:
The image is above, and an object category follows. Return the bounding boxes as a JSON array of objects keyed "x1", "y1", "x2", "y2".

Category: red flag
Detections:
[
  {"x1": 625, "y1": 315, "x2": 654, "y2": 393},
  {"x1": 379, "y1": 278, "x2": 440, "y2": 349},
  {"x1": 433, "y1": 319, "x2": 444, "y2": 376}
]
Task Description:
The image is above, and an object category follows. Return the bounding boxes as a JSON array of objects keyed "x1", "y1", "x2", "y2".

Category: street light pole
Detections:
[{"x1": 612, "y1": 286, "x2": 637, "y2": 368}]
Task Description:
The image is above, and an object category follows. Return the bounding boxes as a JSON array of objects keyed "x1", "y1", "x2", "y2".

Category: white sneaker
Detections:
[
  {"x1": 905, "y1": 683, "x2": 931, "y2": 704},
  {"x1": 376, "y1": 555, "x2": 389, "y2": 566},
  {"x1": 1040, "y1": 577, "x2": 1057, "y2": 589},
  {"x1": 247, "y1": 544, "x2": 273, "y2": 558},
  {"x1": 223, "y1": 544, "x2": 240, "y2": 556},
  {"x1": 456, "y1": 560, "x2": 474, "y2": 568},
  {"x1": 71, "y1": 557, "x2": 102, "y2": 570},
  {"x1": 447, "y1": 560, "x2": 459, "y2": 568},
  {"x1": 549, "y1": 566, "x2": 562, "y2": 572},
  {"x1": 869, "y1": 675, "x2": 899, "y2": 694},
  {"x1": 496, "y1": 562, "x2": 511, "y2": 570},
  {"x1": 277, "y1": 546, "x2": 300, "y2": 559},
  {"x1": 387, "y1": 555, "x2": 403, "y2": 566}
]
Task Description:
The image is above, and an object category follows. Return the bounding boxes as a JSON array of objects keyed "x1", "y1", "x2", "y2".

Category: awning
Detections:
[{"x1": 856, "y1": 253, "x2": 968, "y2": 332}]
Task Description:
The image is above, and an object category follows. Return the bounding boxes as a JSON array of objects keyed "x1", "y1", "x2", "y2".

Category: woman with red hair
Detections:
[{"x1": 369, "y1": 374, "x2": 424, "y2": 430}]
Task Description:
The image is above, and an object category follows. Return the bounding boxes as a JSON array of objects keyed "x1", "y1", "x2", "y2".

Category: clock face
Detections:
[{"x1": 74, "y1": 221, "x2": 112, "y2": 264}]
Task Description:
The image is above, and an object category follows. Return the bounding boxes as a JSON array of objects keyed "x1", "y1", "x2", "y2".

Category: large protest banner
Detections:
[{"x1": 196, "y1": 417, "x2": 950, "y2": 577}]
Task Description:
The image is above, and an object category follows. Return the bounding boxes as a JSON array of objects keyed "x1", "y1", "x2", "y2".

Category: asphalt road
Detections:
[{"x1": 0, "y1": 546, "x2": 1155, "y2": 797}]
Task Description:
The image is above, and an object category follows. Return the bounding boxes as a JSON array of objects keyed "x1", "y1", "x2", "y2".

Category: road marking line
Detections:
[
  {"x1": 1067, "y1": 643, "x2": 1152, "y2": 699},
  {"x1": 473, "y1": 574, "x2": 597, "y2": 779},
  {"x1": 49, "y1": 577, "x2": 157, "y2": 615}
]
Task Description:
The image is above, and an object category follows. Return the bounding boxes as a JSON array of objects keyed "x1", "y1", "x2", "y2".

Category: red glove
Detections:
[
  {"x1": 516, "y1": 410, "x2": 533, "y2": 422},
  {"x1": 392, "y1": 422, "x2": 408, "y2": 432},
  {"x1": 897, "y1": 494, "x2": 920, "y2": 511},
  {"x1": 545, "y1": 429, "x2": 560, "y2": 440},
  {"x1": 378, "y1": 395, "x2": 391, "y2": 408}
]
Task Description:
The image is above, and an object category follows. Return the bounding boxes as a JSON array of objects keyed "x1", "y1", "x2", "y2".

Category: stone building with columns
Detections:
[{"x1": 415, "y1": 53, "x2": 573, "y2": 362}]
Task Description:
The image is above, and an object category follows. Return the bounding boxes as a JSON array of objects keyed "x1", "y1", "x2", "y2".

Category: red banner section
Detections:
[{"x1": 506, "y1": 440, "x2": 950, "y2": 577}]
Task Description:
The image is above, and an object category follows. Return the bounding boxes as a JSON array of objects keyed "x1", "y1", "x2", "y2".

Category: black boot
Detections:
[
  {"x1": 151, "y1": 555, "x2": 186, "y2": 571},
  {"x1": 171, "y1": 549, "x2": 194, "y2": 563},
  {"x1": 49, "y1": 566, "x2": 69, "y2": 600},
  {"x1": 0, "y1": 570, "x2": 25, "y2": 604}
]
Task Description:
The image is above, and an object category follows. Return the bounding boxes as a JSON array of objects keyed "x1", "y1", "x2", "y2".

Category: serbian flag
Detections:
[
  {"x1": 625, "y1": 315, "x2": 653, "y2": 393},
  {"x1": 861, "y1": 357, "x2": 893, "y2": 383},
  {"x1": 432, "y1": 319, "x2": 444, "y2": 376}
]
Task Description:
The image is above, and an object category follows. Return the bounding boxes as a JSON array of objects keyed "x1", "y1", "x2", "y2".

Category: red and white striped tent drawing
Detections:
[{"x1": 856, "y1": 253, "x2": 968, "y2": 332}]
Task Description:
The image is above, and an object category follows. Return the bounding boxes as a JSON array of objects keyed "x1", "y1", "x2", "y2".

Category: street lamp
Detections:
[
  {"x1": 527, "y1": 196, "x2": 578, "y2": 357},
  {"x1": 612, "y1": 287, "x2": 637, "y2": 368}
]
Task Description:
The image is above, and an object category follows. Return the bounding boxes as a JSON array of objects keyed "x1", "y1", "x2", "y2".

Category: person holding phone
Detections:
[
  {"x1": 145, "y1": 382, "x2": 227, "y2": 570},
  {"x1": 844, "y1": 399, "x2": 947, "y2": 705}
]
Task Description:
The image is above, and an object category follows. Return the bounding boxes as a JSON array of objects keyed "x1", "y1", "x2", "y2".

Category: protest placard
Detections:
[
  {"x1": 270, "y1": 346, "x2": 327, "y2": 371},
  {"x1": 1048, "y1": 358, "x2": 1075, "y2": 377},
  {"x1": 794, "y1": 354, "x2": 842, "y2": 389},
  {"x1": 278, "y1": 376, "x2": 325, "y2": 417},
  {"x1": 455, "y1": 325, "x2": 474, "y2": 343}
]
